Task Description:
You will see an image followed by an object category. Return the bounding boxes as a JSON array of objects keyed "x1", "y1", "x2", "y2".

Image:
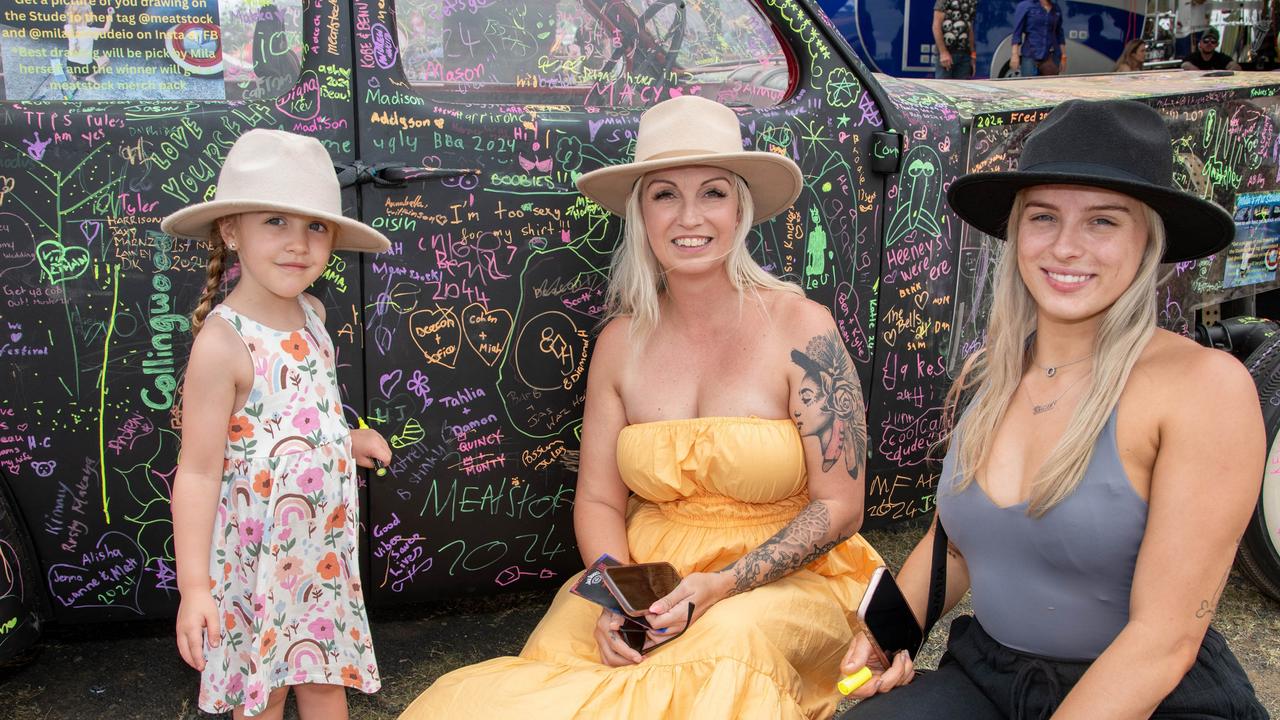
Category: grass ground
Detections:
[{"x1": 0, "y1": 522, "x2": 1275, "y2": 718}]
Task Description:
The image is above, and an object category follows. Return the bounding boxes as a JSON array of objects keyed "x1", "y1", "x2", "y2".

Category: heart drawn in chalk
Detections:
[
  {"x1": 409, "y1": 307, "x2": 461, "y2": 369},
  {"x1": 379, "y1": 369, "x2": 403, "y2": 398},
  {"x1": 35, "y1": 240, "x2": 90, "y2": 285},
  {"x1": 47, "y1": 531, "x2": 145, "y2": 615},
  {"x1": 461, "y1": 303, "x2": 512, "y2": 367}
]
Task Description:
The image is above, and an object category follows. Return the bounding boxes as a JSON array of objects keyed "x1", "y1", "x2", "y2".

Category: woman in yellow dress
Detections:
[{"x1": 400, "y1": 95, "x2": 882, "y2": 720}]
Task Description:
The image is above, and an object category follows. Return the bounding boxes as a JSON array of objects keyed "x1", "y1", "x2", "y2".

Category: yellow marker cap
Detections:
[{"x1": 838, "y1": 666, "x2": 873, "y2": 695}]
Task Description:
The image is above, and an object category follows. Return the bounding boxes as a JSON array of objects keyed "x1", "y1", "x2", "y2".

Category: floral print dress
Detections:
[{"x1": 198, "y1": 298, "x2": 379, "y2": 715}]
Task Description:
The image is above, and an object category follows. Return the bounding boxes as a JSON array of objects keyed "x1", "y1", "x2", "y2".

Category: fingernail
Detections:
[{"x1": 656, "y1": 628, "x2": 667, "y2": 633}]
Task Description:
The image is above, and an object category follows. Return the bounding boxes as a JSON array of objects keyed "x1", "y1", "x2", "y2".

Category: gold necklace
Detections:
[
  {"x1": 1032, "y1": 351, "x2": 1094, "y2": 378},
  {"x1": 1025, "y1": 371, "x2": 1091, "y2": 415}
]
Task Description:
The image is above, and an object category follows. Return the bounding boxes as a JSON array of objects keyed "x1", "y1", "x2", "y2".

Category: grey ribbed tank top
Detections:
[{"x1": 937, "y1": 408, "x2": 1148, "y2": 660}]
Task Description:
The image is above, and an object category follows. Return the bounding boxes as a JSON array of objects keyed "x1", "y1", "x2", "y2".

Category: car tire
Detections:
[
  {"x1": 1240, "y1": 331, "x2": 1280, "y2": 601},
  {"x1": 0, "y1": 476, "x2": 44, "y2": 670}
]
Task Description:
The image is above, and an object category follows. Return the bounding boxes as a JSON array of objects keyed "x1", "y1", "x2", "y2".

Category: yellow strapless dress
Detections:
[{"x1": 399, "y1": 417, "x2": 882, "y2": 719}]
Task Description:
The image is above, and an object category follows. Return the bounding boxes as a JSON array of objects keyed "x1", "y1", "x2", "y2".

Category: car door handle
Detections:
[{"x1": 334, "y1": 161, "x2": 483, "y2": 188}]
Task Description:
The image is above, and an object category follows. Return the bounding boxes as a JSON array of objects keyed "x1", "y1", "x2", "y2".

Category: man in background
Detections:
[
  {"x1": 1181, "y1": 28, "x2": 1242, "y2": 70},
  {"x1": 933, "y1": 0, "x2": 978, "y2": 78}
]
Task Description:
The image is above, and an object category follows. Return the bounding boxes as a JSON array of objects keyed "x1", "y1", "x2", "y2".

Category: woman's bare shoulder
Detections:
[
  {"x1": 772, "y1": 292, "x2": 837, "y2": 340},
  {"x1": 1133, "y1": 330, "x2": 1256, "y2": 409}
]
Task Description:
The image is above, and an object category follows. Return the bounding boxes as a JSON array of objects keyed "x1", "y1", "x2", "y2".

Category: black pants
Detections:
[{"x1": 840, "y1": 616, "x2": 1268, "y2": 720}]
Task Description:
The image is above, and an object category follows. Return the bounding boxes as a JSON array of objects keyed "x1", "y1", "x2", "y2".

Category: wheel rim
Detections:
[{"x1": 1262, "y1": 427, "x2": 1280, "y2": 559}]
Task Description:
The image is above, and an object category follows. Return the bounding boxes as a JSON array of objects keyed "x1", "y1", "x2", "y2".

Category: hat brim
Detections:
[
  {"x1": 575, "y1": 151, "x2": 803, "y2": 225},
  {"x1": 947, "y1": 166, "x2": 1234, "y2": 263},
  {"x1": 160, "y1": 200, "x2": 391, "y2": 253}
]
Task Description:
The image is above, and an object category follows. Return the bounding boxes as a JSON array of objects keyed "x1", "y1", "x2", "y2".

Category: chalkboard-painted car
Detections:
[{"x1": 0, "y1": 0, "x2": 1279, "y2": 665}]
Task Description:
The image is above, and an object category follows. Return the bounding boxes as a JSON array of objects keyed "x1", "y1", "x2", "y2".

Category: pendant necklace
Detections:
[
  {"x1": 1026, "y1": 371, "x2": 1091, "y2": 415},
  {"x1": 1032, "y1": 351, "x2": 1094, "y2": 378}
]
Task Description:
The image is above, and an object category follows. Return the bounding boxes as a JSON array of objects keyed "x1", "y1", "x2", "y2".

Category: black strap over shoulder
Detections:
[{"x1": 922, "y1": 517, "x2": 948, "y2": 639}]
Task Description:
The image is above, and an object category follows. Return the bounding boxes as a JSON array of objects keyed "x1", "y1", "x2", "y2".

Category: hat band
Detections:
[
  {"x1": 642, "y1": 147, "x2": 738, "y2": 162},
  {"x1": 1019, "y1": 160, "x2": 1164, "y2": 187}
]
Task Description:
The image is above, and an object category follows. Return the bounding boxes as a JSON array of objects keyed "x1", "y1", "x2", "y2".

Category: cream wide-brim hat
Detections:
[
  {"x1": 160, "y1": 129, "x2": 391, "y2": 253},
  {"x1": 575, "y1": 95, "x2": 803, "y2": 225}
]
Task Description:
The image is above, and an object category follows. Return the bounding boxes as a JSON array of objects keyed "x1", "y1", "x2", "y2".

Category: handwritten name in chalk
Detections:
[
  {"x1": 521, "y1": 439, "x2": 568, "y2": 470},
  {"x1": 140, "y1": 234, "x2": 188, "y2": 411},
  {"x1": 106, "y1": 413, "x2": 156, "y2": 455},
  {"x1": 457, "y1": 428, "x2": 503, "y2": 454},
  {"x1": 369, "y1": 111, "x2": 443, "y2": 129},
  {"x1": 439, "y1": 387, "x2": 486, "y2": 408}
]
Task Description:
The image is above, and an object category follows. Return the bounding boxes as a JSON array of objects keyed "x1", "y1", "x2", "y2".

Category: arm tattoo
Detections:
[
  {"x1": 1196, "y1": 566, "x2": 1232, "y2": 619},
  {"x1": 722, "y1": 501, "x2": 849, "y2": 596},
  {"x1": 790, "y1": 331, "x2": 867, "y2": 478}
]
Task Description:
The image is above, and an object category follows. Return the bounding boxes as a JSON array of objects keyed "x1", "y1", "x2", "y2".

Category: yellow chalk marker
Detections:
[
  {"x1": 838, "y1": 666, "x2": 873, "y2": 695},
  {"x1": 355, "y1": 417, "x2": 388, "y2": 476}
]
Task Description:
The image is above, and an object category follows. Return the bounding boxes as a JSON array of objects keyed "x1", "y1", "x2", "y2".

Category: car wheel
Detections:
[
  {"x1": 0, "y1": 477, "x2": 44, "y2": 670},
  {"x1": 1240, "y1": 331, "x2": 1280, "y2": 601}
]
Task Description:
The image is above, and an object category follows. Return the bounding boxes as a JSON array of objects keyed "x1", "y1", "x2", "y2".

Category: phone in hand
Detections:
[
  {"x1": 600, "y1": 562, "x2": 681, "y2": 617},
  {"x1": 857, "y1": 566, "x2": 923, "y2": 665}
]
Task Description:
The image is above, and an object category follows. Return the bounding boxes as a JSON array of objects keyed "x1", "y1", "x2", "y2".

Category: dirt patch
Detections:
[{"x1": 0, "y1": 524, "x2": 1275, "y2": 718}]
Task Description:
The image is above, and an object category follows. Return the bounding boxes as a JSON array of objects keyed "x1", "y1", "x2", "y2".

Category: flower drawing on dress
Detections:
[
  {"x1": 281, "y1": 331, "x2": 310, "y2": 361},
  {"x1": 275, "y1": 556, "x2": 303, "y2": 591},
  {"x1": 317, "y1": 551, "x2": 341, "y2": 580},
  {"x1": 239, "y1": 518, "x2": 265, "y2": 550},
  {"x1": 260, "y1": 627, "x2": 277, "y2": 656},
  {"x1": 309, "y1": 617, "x2": 336, "y2": 641},
  {"x1": 341, "y1": 664, "x2": 363, "y2": 687},
  {"x1": 252, "y1": 469, "x2": 273, "y2": 498},
  {"x1": 296, "y1": 467, "x2": 325, "y2": 493},
  {"x1": 325, "y1": 503, "x2": 346, "y2": 534},
  {"x1": 228, "y1": 415, "x2": 255, "y2": 442},
  {"x1": 244, "y1": 682, "x2": 266, "y2": 710},
  {"x1": 293, "y1": 407, "x2": 321, "y2": 435}
]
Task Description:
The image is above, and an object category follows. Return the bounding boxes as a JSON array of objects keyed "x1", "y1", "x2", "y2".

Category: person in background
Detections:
[
  {"x1": 933, "y1": 0, "x2": 978, "y2": 78},
  {"x1": 399, "y1": 94, "x2": 883, "y2": 720},
  {"x1": 1182, "y1": 28, "x2": 1242, "y2": 71},
  {"x1": 62, "y1": 3, "x2": 113, "y2": 86},
  {"x1": 1010, "y1": 0, "x2": 1065, "y2": 76},
  {"x1": 836, "y1": 99, "x2": 1267, "y2": 719},
  {"x1": 1113, "y1": 39, "x2": 1147, "y2": 72},
  {"x1": 1175, "y1": 0, "x2": 1213, "y2": 57}
]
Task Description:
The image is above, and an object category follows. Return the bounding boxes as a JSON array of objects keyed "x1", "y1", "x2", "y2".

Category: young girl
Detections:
[{"x1": 164, "y1": 129, "x2": 392, "y2": 720}]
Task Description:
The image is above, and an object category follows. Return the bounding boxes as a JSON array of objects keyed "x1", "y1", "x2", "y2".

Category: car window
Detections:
[
  {"x1": 395, "y1": 0, "x2": 789, "y2": 107},
  {"x1": 0, "y1": 0, "x2": 302, "y2": 101}
]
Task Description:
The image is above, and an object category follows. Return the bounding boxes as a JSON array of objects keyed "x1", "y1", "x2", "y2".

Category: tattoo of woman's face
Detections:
[{"x1": 790, "y1": 332, "x2": 866, "y2": 476}]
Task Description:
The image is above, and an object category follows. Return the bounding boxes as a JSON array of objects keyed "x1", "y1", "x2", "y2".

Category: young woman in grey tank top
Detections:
[{"x1": 838, "y1": 100, "x2": 1268, "y2": 718}]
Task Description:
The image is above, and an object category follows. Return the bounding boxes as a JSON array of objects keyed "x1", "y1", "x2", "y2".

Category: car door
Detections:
[
  {"x1": 0, "y1": 0, "x2": 361, "y2": 624},
  {"x1": 351, "y1": 0, "x2": 889, "y2": 603}
]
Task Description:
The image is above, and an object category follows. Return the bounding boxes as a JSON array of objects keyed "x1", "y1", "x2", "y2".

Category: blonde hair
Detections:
[
  {"x1": 1114, "y1": 39, "x2": 1145, "y2": 71},
  {"x1": 602, "y1": 173, "x2": 801, "y2": 343},
  {"x1": 190, "y1": 222, "x2": 234, "y2": 336},
  {"x1": 945, "y1": 189, "x2": 1166, "y2": 515}
]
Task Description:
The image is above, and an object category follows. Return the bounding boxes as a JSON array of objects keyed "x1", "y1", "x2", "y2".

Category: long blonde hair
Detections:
[
  {"x1": 946, "y1": 189, "x2": 1166, "y2": 515},
  {"x1": 601, "y1": 173, "x2": 801, "y2": 343}
]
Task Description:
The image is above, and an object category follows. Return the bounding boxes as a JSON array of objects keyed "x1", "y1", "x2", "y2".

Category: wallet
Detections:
[{"x1": 570, "y1": 554, "x2": 693, "y2": 654}]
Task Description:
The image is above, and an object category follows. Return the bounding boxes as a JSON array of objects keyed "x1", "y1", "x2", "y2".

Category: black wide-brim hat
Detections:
[{"x1": 947, "y1": 99, "x2": 1234, "y2": 263}]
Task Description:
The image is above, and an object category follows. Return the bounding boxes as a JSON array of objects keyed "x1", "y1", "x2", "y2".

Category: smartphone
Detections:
[
  {"x1": 600, "y1": 562, "x2": 681, "y2": 617},
  {"x1": 857, "y1": 566, "x2": 923, "y2": 664}
]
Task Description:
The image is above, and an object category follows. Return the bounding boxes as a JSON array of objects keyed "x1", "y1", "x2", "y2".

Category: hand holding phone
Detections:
[
  {"x1": 600, "y1": 562, "x2": 681, "y2": 617},
  {"x1": 856, "y1": 566, "x2": 923, "y2": 666}
]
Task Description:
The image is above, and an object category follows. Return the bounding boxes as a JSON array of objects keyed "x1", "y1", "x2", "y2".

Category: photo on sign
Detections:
[{"x1": 0, "y1": 0, "x2": 301, "y2": 102}]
